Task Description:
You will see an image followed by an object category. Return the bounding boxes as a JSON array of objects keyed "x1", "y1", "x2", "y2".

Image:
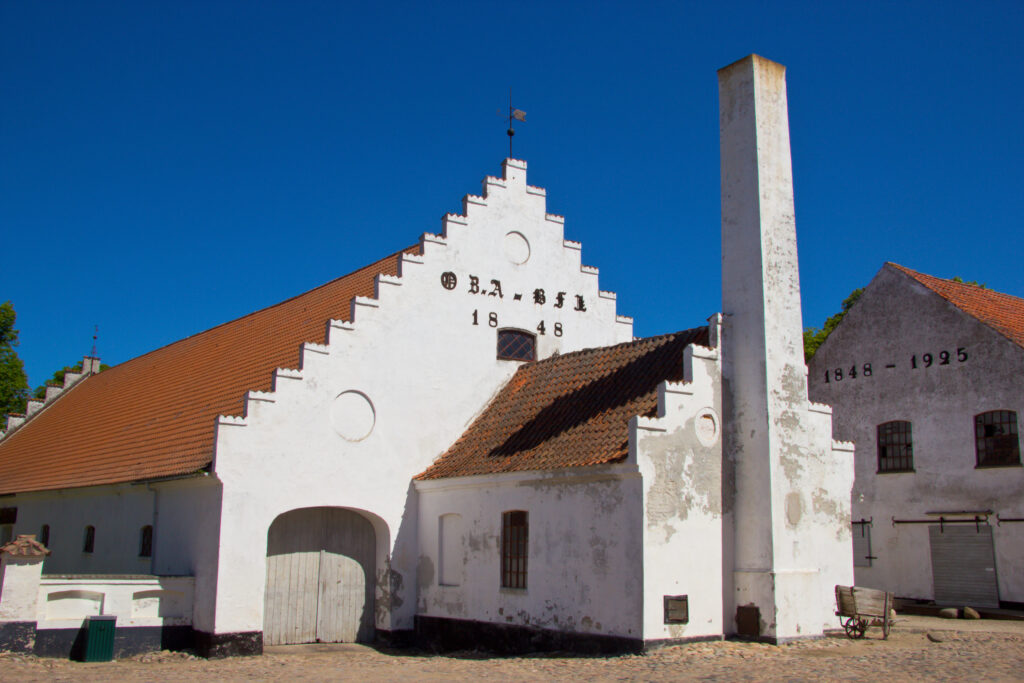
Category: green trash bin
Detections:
[{"x1": 83, "y1": 615, "x2": 117, "y2": 662}]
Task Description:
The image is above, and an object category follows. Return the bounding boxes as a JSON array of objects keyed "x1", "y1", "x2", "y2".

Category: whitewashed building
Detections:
[
  {"x1": 0, "y1": 55, "x2": 854, "y2": 658},
  {"x1": 808, "y1": 264, "x2": 1024, "y2": 610}
]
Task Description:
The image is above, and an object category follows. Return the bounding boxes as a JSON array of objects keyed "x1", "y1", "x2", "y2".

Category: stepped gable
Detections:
[
  {"x1": 417, "y1": 326, "x2": 709, "y2": 480},
  {"x1": 0, "y1": 247, "x2": 416, "y2": 495},
  {"x1": 889, "y1": 263, "x2": 1024, "y2": 348}
]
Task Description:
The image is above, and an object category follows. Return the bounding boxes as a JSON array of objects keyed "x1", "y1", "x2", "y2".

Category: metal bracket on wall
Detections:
[{"x1": 891, "y1": 515, "x2": 989, "y2": 532}]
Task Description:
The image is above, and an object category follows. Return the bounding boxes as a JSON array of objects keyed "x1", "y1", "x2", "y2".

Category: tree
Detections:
[
  {"x1": 803, "y1": 288, "x2": 864, "y2": 362},
  {"x1": 951, "y1": 276, "x2": 987, "y2": 289},
  {"x1": 0, "y1": 301, "x2": 29, "y2": 420}
]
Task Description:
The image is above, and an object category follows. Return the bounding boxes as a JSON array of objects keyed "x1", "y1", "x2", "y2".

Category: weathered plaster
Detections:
[{"x1": 809, "y1": 264, "x2": 1024, "y2": 603}]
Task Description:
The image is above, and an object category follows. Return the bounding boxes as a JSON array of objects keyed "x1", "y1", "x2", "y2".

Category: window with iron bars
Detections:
[
  {"x1": 877, "y1": 421, "x2": 913, "y2": 473},
  {"x1": 975, "y1": 410, "x2": 1021, "y2": 467},
  {"x1": 501, "y1": 510, "x2": 528, "y2": 589},
  {"x1": 497, "y1": 329, "x2": 536, "y2": 362}
]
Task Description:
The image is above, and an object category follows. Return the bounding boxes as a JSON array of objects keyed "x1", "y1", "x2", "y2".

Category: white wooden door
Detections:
[
  {"x1": 317, "y1": 509, "x2": 376, "y2": 642},
  {"x1": 264, "y1": 508, "x2": 376, "y2": 645}
]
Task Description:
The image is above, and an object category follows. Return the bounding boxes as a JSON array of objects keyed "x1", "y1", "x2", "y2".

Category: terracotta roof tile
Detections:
[
  {"x1": 0, "y1": 247, "x2": 417, "y2": 495},
  {"x1": 416, "y1": 327, "x2": 709, "y2": 480},
  {"x1": 889, "y1": 263, "x2": 1024, "y2": 348}
]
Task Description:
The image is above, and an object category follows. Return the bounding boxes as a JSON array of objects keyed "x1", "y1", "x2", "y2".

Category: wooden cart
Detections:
[{"x1": 835, "y1": 585, "x2": 895, "y2": 639}]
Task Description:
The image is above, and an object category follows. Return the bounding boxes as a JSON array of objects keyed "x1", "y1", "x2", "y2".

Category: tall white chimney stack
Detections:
[{"x1": 718, "y1": 55, "x2": 849, "y2": 641}]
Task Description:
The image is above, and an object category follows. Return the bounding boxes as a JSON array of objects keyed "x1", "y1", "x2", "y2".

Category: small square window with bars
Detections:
[
  {"x1": 497, "y1": 330, "x2": 536, "y2": 362},
  {"x1": 975, "y1": 410, "x2": 1021, "y2": 467},
  {"x1": 877, "y1": 421, "x2": 913, "y2": 473},
  {"x1": 501, "y1": 510, "x2": 528, "y2": 589}
]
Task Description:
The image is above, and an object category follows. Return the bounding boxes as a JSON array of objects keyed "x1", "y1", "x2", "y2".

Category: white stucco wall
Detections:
[
  {"x1": 633, "y1": 331, "x2": 725, "y2": 641},
  {"x1": 809, "y1": 265, "x2": 1024, "y2": 603},
  {"x1": 1, "y1": 477, "x2": 215, "y2": 577},
  {"x1": 0, "y1": 476, "x2": 219, "y2": 631},
  {"x1": 415, "y1": 466, "x2": 644, "y2": 640},
  {"x1": 0, "y1": 557, "x2": 44, "y2": 622},
  {"x1": 211, "y1": 159, "x2": 635, "y2": 636}
]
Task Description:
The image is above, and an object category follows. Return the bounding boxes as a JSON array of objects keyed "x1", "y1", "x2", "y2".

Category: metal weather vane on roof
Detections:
[{"x1": 506, "y1": 88, "x2": 526, "y2": 158}]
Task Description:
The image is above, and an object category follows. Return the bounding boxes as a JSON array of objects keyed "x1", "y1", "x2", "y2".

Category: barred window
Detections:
[
  {"x1": 877, "y1": 421, "x2": 913, "y2": 472},
  {"x1": 139, "y1": 525, "x2": 154, "y2": 558},
  {"x1": 83, "y1": 525, "x2": 95, "y2": 553},
  {"x1": 497, "y1": 330, "x2": 536, "y2": 362},
  {"x1": 975, "y1": 410, "x2": 1020, "y2": 467},
  {"x1": 501, "y1": 510, "x2": 528, "y2": 589}
]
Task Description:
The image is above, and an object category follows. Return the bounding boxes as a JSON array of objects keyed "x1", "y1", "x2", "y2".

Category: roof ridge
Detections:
[
  {"x1": 526, "y1": 327, "x2": 704, "y2": 369},
  {"x1": 886, "y1": 262, "x2": 1024, "y2": 349}
]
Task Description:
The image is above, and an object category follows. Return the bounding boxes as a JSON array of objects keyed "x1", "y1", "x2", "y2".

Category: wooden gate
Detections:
[{"x1": 264, "y1": 508, "x2": 376, "y2": 645}]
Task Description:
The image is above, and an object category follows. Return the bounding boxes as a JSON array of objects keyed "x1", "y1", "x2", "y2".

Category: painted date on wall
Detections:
[
  {"x1": 823, "y1": 347, "x2": 969, "y2": 383},
  {"x1": 472, "y1": 310, "x2": 562, "y2": 336}
]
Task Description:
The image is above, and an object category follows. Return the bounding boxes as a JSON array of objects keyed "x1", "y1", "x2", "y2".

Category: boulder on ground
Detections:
[
  {"x1": 938, "y1": 607, "x2": 958, "y2": 619},
  {"x1": 962, "y1": 606, "x2": 981, "y2": 619}
]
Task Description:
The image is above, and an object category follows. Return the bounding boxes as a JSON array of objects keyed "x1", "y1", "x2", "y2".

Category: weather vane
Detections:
[
  {"x1": 91, "y1": 324, "x2": 98, "y2": 358},
  {"x1": 505, "y1": 88, "x2": 526, "y2": 158}
]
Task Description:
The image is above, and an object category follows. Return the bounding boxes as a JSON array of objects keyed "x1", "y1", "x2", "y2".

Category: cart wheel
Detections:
[{"x1": 843, "y1": 617, "x2": 867, "y2": 639}]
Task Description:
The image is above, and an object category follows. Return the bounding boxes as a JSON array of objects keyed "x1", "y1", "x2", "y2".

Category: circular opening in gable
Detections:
[
  {"x1": 503, "y1": 231, "x2": 530, "y2": 265},
  {"x1": 695, "y1": 409, "x2": 720, "y2": 447},
  {"x1": 330, "y1": 390, "x2": 376, "y2": 442}
]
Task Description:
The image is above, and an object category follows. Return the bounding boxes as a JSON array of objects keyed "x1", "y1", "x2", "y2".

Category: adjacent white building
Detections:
[
  {"x1": 808, "y1": 263, "x2": 1024, "y2": 609},
  {"x1": 0, "y1": 55, "x2": 854, "y2": 658}
]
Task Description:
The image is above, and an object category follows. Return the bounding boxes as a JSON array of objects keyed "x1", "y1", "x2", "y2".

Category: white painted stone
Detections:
[
  {"x1": 416, "y1": 466, "x2": 644, "y2": 639},
  {"x1": 0, "y1": 557, "x2": 44, "y2": 622},
  {"x1": 719, "y1": 54, "x2": 854, "y2": 640}
]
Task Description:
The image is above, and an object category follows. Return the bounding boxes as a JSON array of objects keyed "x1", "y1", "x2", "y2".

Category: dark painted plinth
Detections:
[
  {"x1": 194, "y1": 630, "x2": 262, "y2": 658},
  {"x1": 0, "y1": 621, "x2": 37, "y2": 654},
  {"x1": 415, "y1": 615, "x2": 643, "y2": 655},
  {"x1": 34, "y1": 625, "x2": 194, "y2": 660},
  {"x1": 375, "y1": 628, "x2": 414, "y2": 649},
  {"x1": 644, "y1": 634, "x2": 724, "y2": 650}
]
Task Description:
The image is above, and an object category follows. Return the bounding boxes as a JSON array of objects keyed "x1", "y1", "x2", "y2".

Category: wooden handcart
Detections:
[{"x1": 834, "y1": 585, "x2": 895, "y2": 639}]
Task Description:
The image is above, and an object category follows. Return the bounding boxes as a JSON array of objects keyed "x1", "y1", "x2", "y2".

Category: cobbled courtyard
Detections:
[{"x1": 2, "y1": 618, "x2": 1022, "y2": 682}]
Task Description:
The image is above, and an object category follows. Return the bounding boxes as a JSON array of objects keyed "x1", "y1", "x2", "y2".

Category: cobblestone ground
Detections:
[{"x1": 2, "y1": 623, "x2": 1023, "y2": 682}]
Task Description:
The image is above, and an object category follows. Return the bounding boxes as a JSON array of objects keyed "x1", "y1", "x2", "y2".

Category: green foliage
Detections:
[
  {"x1": 0, "y1": 301, "x2": 29, "y2": 420},
  {"x1": 31, "y1": 360, "x2": 109, "y2": 399},
  {"x1": 803, "y1": 288, "x2": 864, "y2": 362},
  {"x1": 951, "y1": 276, "x2": 987, "y2": 289}
]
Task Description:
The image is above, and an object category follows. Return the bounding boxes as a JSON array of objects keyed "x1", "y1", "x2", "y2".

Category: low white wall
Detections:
[
  {"x1": 36, "y1": 575, "x2": 194, "y2": 631},
  {"x1": 415, "y1": 466, "x2": 644, "y2": 641}
]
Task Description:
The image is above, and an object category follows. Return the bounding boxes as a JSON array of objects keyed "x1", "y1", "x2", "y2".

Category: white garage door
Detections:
[{"x1": 929, "y1": 525, "x2": 999, "y2": 609}]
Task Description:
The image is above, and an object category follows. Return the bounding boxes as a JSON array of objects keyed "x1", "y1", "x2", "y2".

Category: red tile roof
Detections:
[
  {"x1": 416, "y1": 327, "x2": 710, "y2": 480},
  {"x1": 0, "y1": 248, "x2": 416, "y2": 495},
  {"x1": 889, "y1": 263, "x2": 1024, "y2": 348}
]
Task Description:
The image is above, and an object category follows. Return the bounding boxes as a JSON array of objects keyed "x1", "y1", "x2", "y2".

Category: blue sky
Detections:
[{"x1": 2, "y1": 1, "x2": 1022, "y2": 388}]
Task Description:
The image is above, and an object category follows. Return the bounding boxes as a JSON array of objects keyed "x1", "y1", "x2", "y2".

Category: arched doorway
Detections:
[{"x1": 264, "y1": 507, "x2": 376, "y2": 645}]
